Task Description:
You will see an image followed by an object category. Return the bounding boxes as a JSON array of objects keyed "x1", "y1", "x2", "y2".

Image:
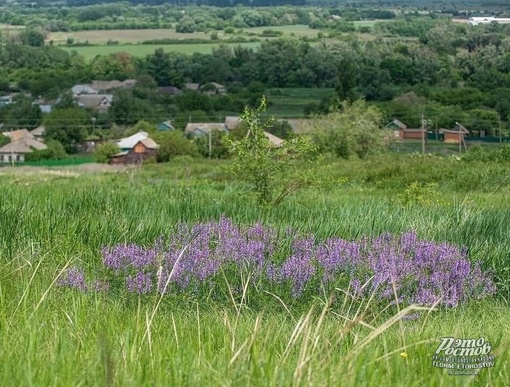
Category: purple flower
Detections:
[
  {"x1": 58, "y1": 267, "x2": 88, "y2": 291},
  {"x1": 126, "y1": 272, "x2": 152, "y2": 294},
  {"x1": 58, "y1": 219, "x2": 496, "y2": 308}
]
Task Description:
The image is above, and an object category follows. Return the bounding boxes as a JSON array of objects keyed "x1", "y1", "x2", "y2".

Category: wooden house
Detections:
[{"x1": 109, "y1": 131, "x2": 159, "y2": 164}]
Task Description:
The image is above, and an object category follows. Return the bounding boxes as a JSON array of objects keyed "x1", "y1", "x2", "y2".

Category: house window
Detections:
[
  {"x1": 8, "y1": 155, "x2": 12, "y2": 162},
  {"x1": 16, "y1": 155, "x2": 21, "y2": 162}
]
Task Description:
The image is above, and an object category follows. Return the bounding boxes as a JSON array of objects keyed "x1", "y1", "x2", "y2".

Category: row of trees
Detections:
[{"x1": 5, "y1": 2, "x2": 505, "y2": 34}]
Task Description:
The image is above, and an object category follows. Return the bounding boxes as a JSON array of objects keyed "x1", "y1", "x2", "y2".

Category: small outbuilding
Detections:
[{"x1": 109, "y1": 131, "x2": 159, "y2": 164}]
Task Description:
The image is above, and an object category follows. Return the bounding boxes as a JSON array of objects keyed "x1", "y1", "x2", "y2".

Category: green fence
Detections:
[
  {"x1": 427, "y1": 132, "x2": 444, "y2": 141},
  {"x1": 466, "y1": 136, "x2": 510, "y2": 143}
]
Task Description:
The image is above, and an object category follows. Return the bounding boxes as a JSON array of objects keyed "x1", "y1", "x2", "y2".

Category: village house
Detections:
[
  {"x1": 200, "y1": 82, "x2": 226, "y2": 96},
  {"x1": 185, "y1": 117, "x2": 284, "y2": 147},
  {"x1": 30, "y1": 126, "x2": 45, "y2": 140},
  {"x1": 109, "y1": 131, "x2": 159, "y2": 164},
  {"x1": 76, "y1": 94, "x2": 113, "y2": 113},
  {"x1": 184, "y1": 83, "x2": 200, "y2": 92},
  {"x1": 185, "y1": 123, "x2": 228, "y2": 137},
  {"x1": 0, "y1": 95, "x2": 14, "y2": 108},
  {"x1": 225, "y1": 116, "x2": 241, "y2": 131},
  {"x1": 89, "y1": 79, "x2": 137, "y2": 93},
  {"x1": 157, "y1": 120, "x2": 175, "y2": 131},
  {"x1": 0, "y1": 130, "x2": 47, "y2": 163},
  {"x1": 71, "y1": 85, "x2": 98, "y2": 95},
  {"x1": 71, "y1": 80, "x2": 137, "y2": 96},
  {"x1": 158, "y1": 86, "x2": 182, "y2": 95}
]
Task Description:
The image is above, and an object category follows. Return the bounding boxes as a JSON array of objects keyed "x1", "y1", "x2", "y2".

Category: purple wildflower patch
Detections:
[{"x1": 58, "y1": 218, "x2": 497, "y2": 307}]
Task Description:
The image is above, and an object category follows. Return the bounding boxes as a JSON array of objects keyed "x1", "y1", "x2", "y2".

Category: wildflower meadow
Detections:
[{"x1": 1, "y1": 154, "x2": 510, "y2": 386}]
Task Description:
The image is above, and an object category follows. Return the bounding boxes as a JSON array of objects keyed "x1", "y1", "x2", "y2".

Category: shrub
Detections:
[
  {"x1": 25, "y1": 140, "x2": 67, "y2": 161},
  {"x1": 310, "y1": 100, "x2": 391, "y2": 159},
  {"x1": 194, "y1": 130, "x2": 231, "y2": 159},
  {"x1": 94, "y1": 142, "x2": 120, "y2": 164},
  {"x1": 228, "y1": 97, "x2": 321, "y2": 206},
  {"x1": 157, "y1": 131, "x2": 199, "y2": 162},
  {"x1": 463, "y1": 144, "x2": 510, "y2": 164}
]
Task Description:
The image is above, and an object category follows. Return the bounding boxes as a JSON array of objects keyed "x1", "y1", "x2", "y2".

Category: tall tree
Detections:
[
  {"x1": 44, "y1": 107, "x2": 90, "y2": 153},
  {"x1": 335, "y1": 58, "x2": 358, "y2": 102}
]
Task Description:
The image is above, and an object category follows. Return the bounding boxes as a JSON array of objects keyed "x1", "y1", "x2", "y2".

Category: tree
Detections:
[
  {"x1": 1, "y1": 96, "x2": 42, "y2": 130},
  {"x1": 156, "y1": 131, "x2": 199, "y2": 162},
  {"x1": 335, "y1": 58, "x2": 358, "y2": 101},
  {"x1": 310, "y1": 100, "x2": 389, "y2": 159},
  {"x1": 94, "y1": 142, "x2": 120, "y2": 163},
  {"x1": 25, "y1": 140, "x2": 67, "y2": 161},
  {"x1": 194, "y1": 130, "x2": 230, "y2": 159},
  {"x1": 228, "y1": 96, "x2": 320, "y2": 206},
  {"x1": 44, "y1": 107, "x2": 90, "y2": 153},
  {"x1": 19, "y1": 29, "x2": 45, "y2": 47}
]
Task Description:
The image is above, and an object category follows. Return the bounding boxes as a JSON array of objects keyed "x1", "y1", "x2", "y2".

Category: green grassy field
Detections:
[
  {"x1": 60, "y1": 41, "x2": 262, "y2": 59},
  {"x1": 48, "y1": 24, "x2": 319, "y2": 45},
  {"x1": 1, "y1": 155, "x2": 509, "y2": 385}
]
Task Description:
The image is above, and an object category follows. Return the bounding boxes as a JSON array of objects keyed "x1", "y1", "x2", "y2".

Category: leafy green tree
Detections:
[
  {"x1": 335, "y1": 58, "x2": 358, "y2": 101},
  {"x1": 1, "y1": 96, "x2": 42, "y2": 130},
  {"x1": 194, "y1": 130, "x2": 230, "y2": 159},
  {"x1": 94, "y1": 142, "x2": 120, "y2": 163},
  {"x1": 156, "y1": 131, "x2": 199, "y2": 162},
  {"x1": 25, "y1": 140, "x2": 67, "y2": 161},
  {"x1": 44, "y1": 107, "x2": 90, "y2": 153},
  {"x1": 19, "y1": 29, "x2": 45, "y2": 47},
  {"x1": 228, "y1": 96, "x2": 320, "y2": 206},
  {"x1": 109, "y1": 89, "x2": 163, "y2": 126},
  {"x1": 310, "y1": 100, "x2": 389, "y2": 159}
]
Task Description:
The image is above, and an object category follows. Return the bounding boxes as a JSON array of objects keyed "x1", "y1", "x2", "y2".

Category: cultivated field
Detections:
[
  {"x1": 1, "y1": 154, "x2": 509, "y2": 385},
  {"x1": 47, "y1": 25, "x2": 319, "y2": 45},
  {"x1": 47, "y1": 28, "x2": 211, "y2": 45},
  {"x1": 60, "y1": 41, "x2": 262, "y2": 59}
]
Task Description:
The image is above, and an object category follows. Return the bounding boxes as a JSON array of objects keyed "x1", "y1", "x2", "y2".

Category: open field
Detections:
[
  {"x1": 242, "y1": 24, "x2": 321, "y2": 37},
  {"x1": 47, "y1": 25, "x2": 319, "y2": 45},
  {"x1": 48, "y1": 28, "x2": 210, "y2": 45},
  {"x1": 1, "y1": 154, "x2": 510, "y2": 385},
  {"x1": 60, "y1": 41, "x2": 262, "y2": 59}
]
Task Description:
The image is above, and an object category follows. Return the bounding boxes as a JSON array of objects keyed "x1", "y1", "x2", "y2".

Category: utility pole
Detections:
[
  {"x1": 459, "y1": 126, "x2": 462, "y2": 154},
  {"x1": 421, "y1": 114, "x2": 425, "y2": 155},
  {"x1": 208, "y1": 130, "x2": 212, "y2": 159},
  {"x1": 499, "y1": 114, "x2": 502, "y2": 143}
]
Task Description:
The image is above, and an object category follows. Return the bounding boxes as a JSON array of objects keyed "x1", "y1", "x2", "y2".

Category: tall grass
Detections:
[{"x1": 0, "y1": 156, "x2": 509, "y2": 385}]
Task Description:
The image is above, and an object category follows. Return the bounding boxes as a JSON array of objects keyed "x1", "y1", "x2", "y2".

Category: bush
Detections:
[
  {"x1": 25, "y1": 140, "x2": 67, "y2": 161},
  {"x1": 310, "y1": 100, "x2": 391, "y2": 159},
  {"x1": 228, "y1": 97, "x2": 321, "y2": 206},
  {"x1": 194, "y1": 130, "x2": 231, "y2": 159},
  {"x1": 94, "y1": 142, "x2": 120, "y2": 164},
  {"x1": 463, "y1": 144, "x2": 510, "y2": 164},
  {"x1": 157, "y1": 131, "x2": 199, "y2": 162}
]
